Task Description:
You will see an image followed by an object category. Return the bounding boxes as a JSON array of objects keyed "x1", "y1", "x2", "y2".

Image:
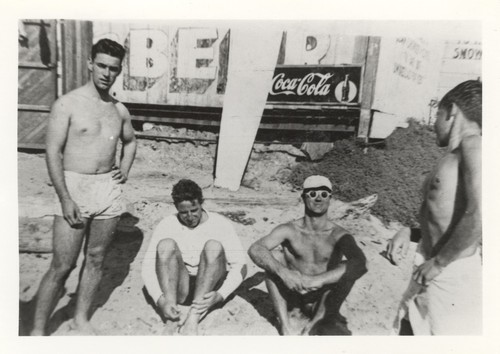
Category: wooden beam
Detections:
[
  {"x1": 18, "y1": 104, "x2": 51, "y2": 113},
  {"x1": 147, "y1": 195, "x2": 300, "y2": 206},
  {"x1": 61, "y1": 20, "x2": 92, "y2": 94},
  {"x1": 18, "y1": 62, "x2": 55, "y2": 70},
  {"x1": 352, "y1": 36, "x2": 370, "y2": 65},
  {"x1": 17, "y1": 143, "x2": 45, "y2": 151},
  {"x1": 23, "y1": 21, "x2": 51, "y2": 27},
  {"x1": 357, "y1": 36, "x2": 381, "y2": 140},
  {"x1": 135, "y1": 132, "x2": 217, "y2": 143},
  {"x1": 19, "y1": 235, "x2": 52, "y2": 253},
  {"x1": 132, "y1": 115, "x2": 221, "y2": 127},
  {"x1": 131, "y1": 115, "x2": 355, "y2": 132},
  {"x1": 258, "y1": 122, "x2": 355, "y2": 132},
  {"x1": 266, "y1": 103, "x2": 360, "y2": 110}
]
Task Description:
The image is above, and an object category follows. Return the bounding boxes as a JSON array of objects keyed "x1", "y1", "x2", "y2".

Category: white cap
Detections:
[{"x1": 302, "y1": 175, "x2": 332, "y2": 191}]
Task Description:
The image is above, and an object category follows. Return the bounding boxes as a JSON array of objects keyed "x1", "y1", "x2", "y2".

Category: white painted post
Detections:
[{"x1": 214, "y1": 27, "x2": 282, "y2": 191}]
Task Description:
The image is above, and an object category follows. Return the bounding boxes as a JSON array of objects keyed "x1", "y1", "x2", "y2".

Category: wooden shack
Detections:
[{"x1": 18, "y1": 20, "x2": 481, "y2": 189}]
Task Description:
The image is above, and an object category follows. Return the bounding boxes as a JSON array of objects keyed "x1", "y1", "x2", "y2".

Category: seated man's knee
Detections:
[
  {"x1": 264, "y1": 271, "x2": 290, "y2": 296},
  {"x1": 344, "y1": 258, "x2": 368, "y2": 281},
  {"x1": 355, "y1": 256, "x2": 368, "y2": 278},
  {"x1": 156, "y1": 238, "x2": 179, "y2": 261},
  {"x1": 202, "y1": 240, "x2": 224, "y2": 263}
]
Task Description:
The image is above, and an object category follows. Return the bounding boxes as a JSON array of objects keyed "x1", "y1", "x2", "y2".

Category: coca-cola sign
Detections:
[{"x1": 267, "y1": 65, "x2": 362, "y2": 104}]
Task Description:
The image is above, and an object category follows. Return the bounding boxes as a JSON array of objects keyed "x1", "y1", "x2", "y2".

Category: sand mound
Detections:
[{"x1": 289, "y1": 120, "x2": 444, "y2": 227}]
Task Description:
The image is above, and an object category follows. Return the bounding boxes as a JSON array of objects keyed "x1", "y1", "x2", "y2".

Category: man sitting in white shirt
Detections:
[{"x1": 142, "y1": 179, "x2": 247, "y2": 335}]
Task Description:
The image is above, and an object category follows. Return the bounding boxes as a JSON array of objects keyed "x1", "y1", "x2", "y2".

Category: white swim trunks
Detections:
[
  {"x1": 395, "y1": 244, "x2": 482, "y2": 335},
  {"x1": 54, "y1": 170, "x2": 124, "y2": 219}
]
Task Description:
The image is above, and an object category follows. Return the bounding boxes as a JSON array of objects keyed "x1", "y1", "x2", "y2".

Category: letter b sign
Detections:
[{"x1": 129, "y1": 30, "x2": 168, "y2": 78}]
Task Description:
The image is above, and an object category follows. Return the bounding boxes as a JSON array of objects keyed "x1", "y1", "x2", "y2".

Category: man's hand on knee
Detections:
[
  {"x1": 278, "y1": 268, "x2": 305, "y2": 293},
  {"x1": 301, "y1": 274, "x2": 323, "y2": 294},
  {"x1": 158, "y1": 294, "x2": 180, "y2": 321}
]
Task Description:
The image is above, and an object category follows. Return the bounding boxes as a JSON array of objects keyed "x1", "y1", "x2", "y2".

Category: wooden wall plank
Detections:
[
  {"x1": 61, "y1": 20, "x2": 92, "y2": 94},
  {"x1": 18, "y1": 20, "x2": 57, "y2": 149},
  {"x1": 357, "y1": 37, "x2": 380, "y2": 140}
]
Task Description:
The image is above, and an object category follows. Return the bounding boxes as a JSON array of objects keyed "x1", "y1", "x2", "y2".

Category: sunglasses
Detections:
[{"x1": 303, "y1": 190, "x2": 332, "y2": 199}]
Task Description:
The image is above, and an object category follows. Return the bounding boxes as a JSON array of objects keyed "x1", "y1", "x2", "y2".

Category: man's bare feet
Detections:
[
  {"x1": 279, "y1": 320, "x2": 304, "y2": 335},
  {"x1": 278, "y1": 312, "x2": 303, "y2": 335},
  {"x1": 69, "y1": 319, "x2": 99, "y2": 335},
  {"x1": 30, "y1": 328, "x2": 45, "y2": 336},
  {"x1": 162, "y1": 320, "x2": 180, "y2": 336},
  {"x1": 178, "y1": 309, "x2": 199, "y2": 335},
  {"x1": 301, "y1": 322, "x2": 314, "y2": 335},
  {"x1": 178, "y1": 319, "x2": 199, "y2": 335},
  {"x1": 307, "y1": 316, "x2": 352, "y2": 336},
  {"x1": 280, "y1": 325, "x2": 294, "y2": 335}
]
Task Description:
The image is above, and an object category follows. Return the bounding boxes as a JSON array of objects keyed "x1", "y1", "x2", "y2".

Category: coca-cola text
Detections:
[{"x1": 270, "y1": 72, "x2": 333, "y2": 96}]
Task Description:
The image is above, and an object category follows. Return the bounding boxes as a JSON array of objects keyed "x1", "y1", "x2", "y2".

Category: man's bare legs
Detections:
[
  {"x1": 399, "y1": 318, "x2": 414, "y2": 335},
  {"x1": 180, "y1": 240, "x2": 227, "y2": 335},
  {"x1": 307, "y1": 278, "x2": 355, "y2": 335},
  {"x1": 71, "y1": 217, "x2": 118, "y2": 334},
  {"x1": 263, "y1": 250, "x2": 296, "y2": 335},
  {"x1": 300, "y1": 290, "x2": 331, "y2": 335},
  {"x1": 155, "y1": 238, "x2": 190, "y2": 334},
  {"x1": 31, "y1": 216, "x2": 88, "y2": 335},
  {"x1": 266, "y1": 276, "x2": 354, "y2": 336},
  {"x1": 265, "y1": 275, "x2": 296, "y2": 335}
]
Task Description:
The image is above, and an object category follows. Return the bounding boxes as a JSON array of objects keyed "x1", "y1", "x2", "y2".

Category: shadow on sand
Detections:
[
  {"x1": 19, "y1": 213, "x2": 143, "y2": 335},
  {"x1": 232, "y1": 271, "x2": 278, "y2": 329}
]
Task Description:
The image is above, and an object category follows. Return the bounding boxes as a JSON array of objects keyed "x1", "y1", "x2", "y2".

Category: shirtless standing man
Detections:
[
  {"x1": 248, "y1": 175, "x2": 367, "y2": 335},
  {"x1": 30, "y1": 39, "x2": 137, "y2": 335},
  {"x1": 386, "y1": 80, "x2": 482, "y2": 335}
]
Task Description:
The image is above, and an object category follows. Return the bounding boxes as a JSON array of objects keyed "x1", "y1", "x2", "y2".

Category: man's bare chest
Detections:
[
  {"x1": 424, "y1": 153, "x2": 460, "y2": 200},
  {"x1": 285, "y1": 231, "x2": 335, "y2": 264},
  {"x1": 69, "y1": 104, "x2": 122, "y2": 138}
]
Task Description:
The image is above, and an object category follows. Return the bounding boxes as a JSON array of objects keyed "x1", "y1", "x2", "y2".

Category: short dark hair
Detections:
[
  {"x1": 439, "y1": 80, "x2": 482, "y2": 128},
  {"x1": 171, "y1": 179, "x2": 204, "y2": 205},
  {"x1": 91, "y1": 38, "x2": 126, "y2": 61}
]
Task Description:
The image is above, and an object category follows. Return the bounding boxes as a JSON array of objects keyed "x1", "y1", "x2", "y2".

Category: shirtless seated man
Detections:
[
  {"x1": 248, "y1": 175, "x2": 367, "y2": 335},
  {"x1": 141, "y1": 179, "x2": 247, "y2": 335}
]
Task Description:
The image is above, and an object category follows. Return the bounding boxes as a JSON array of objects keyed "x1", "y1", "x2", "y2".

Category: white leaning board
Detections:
[{"x1": 214, "y1": 28, "x2": 282, "y2": 191}]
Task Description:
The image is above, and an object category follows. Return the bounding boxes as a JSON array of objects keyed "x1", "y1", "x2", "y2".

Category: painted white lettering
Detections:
[
  {"x1": 129, "y1": 30, "x2": 168, "y2": 77},
  {"x1": 284, "y1": 31, "x2": 331, "y2": 64},
  {"x1": 270, "y1": 72, "x2": 333, "y2": 96},
  {"x1": 270, "y1": 73, "x2": 294, "y2": 95},
  {"x1": 177, "y1": 28, "x2": 217, "y2": 79},
  {"x1": 303, "y1": 34, "x2": 330, "y2": 64},
  {"x1": 453, "y1": 47, "x2": 482, "y2": 60}
]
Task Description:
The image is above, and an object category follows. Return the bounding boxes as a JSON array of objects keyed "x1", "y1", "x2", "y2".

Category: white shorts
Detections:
[
  {"x1": 54, "y1": 170, "x2": 124, "y2": 220},
  {"x1": 395, "y1": 245, "x2": 482, "y2": 335}
]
